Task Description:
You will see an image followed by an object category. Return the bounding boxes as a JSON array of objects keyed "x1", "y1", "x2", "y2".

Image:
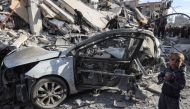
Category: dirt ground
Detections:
[
  {"x1": 56, "y1": 67, "x2": 190, "y2": 109},
  {"x1": 54, "y1": 66, "x2": 190, "y2": 109},
  {"x1": 57, "y1": 81, "x2": 190, "y2": 109}
]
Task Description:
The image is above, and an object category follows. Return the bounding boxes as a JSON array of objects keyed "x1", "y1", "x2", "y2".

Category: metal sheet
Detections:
[{"x1": 4, "y1": 47, "x2": 60, "y2": 68}]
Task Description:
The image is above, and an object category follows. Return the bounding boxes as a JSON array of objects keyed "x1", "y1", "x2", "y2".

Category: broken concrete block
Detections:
[
  {"x1": 113, "y1": 100, "x2": 128, "y2": 108},
  {"x1": 7, "y1": 31, "x2": 18, "y2": 37},
  {"x1": 43, "y1": 0, "x2": 75, "y2": 23},
  {"x1": 57, "y1": 0, "x2": 108, "y2": 29},
  {"x1": 48, "y1": 19, "x2": 65, "y2": 29},
  {"x1": 27, "y1": 0, "x2": 43, "y2": 35},
  {"x1": 11, "y1": 34, "x2": 28, "y2": 48},
  {"x1": 100, "y1": 11, "x2": 116, "y2": 20},
  {"x1": 75, "y1": 99, "x2": 83, "y2": 106},
  {"x1": 145, "y1": 84, "x2": 162, "y2": 94},
  {"x1": 69, "y1": 24, "x2": 81, "y2": 33},
  {"x1": 37, "y1": 36, "x2": 49, "y2": 44},
  {"x1": 25, "y1": 40, "x2": 38, "y2": 47},
  {"x1": 10, "y1": 0, "x2": 29, "y2": 23},
  {"x1": 55, "y1": 38, "x2": 70, "y2": 46},
  {"x1": 46, "y1": 19, "x2": 71, "y2": 35},
  {"x1": 133, "y1": 7, "x2": 148, "y2": 25}
]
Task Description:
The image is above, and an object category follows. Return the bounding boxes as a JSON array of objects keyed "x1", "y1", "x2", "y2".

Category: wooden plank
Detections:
[
  {"x1": 43, "y1": 0, "x2": 75, "y2": 23},
  {"x1": 10, "y1": 0, "x2": 28, "y2": 23},
  {"x1": 58, "y1": 0, "x2": 108, "y2": 29},
  {"x1": 11, "y1": 35, "x2": 28, "y2": 48}
]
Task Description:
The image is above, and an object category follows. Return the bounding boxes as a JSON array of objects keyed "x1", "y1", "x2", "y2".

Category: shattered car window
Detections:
[
  {"x1": 128, "y1": 38, "x2": 141, "y2": 58},
  {"x1": 77, "y1": 36, "x2": 141, "y2": 59},
  {"x1": 75, "y1": 35, "x2": 144, "y2": 87}
]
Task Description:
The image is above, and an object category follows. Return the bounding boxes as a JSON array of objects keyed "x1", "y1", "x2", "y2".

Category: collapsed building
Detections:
[{"x1": 0, "y1": 0, "x2": 150, "y2": 61}]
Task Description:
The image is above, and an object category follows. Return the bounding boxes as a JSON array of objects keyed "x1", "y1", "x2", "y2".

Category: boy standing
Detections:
[{"x1": 158, "y1": 52, "x2": 186, "y2": 109}]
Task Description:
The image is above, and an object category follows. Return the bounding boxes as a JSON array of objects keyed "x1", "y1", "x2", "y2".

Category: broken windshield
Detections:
[{"x1": 77, "y1": 36, "x2": 142, "y2": 59}]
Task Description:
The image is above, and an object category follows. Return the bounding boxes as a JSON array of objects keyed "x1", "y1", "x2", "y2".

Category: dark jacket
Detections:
[
  {"x1": 105, "y1": 17, "x2": 120, "y2": 29},
  {"x1": 158, "y1": 65, "x2": 186, "y2": 99}
]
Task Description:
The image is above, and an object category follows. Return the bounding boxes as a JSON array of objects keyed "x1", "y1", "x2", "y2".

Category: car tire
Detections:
[{"x1": 31, "y1": 77, "x2": 68, "y2": 109}]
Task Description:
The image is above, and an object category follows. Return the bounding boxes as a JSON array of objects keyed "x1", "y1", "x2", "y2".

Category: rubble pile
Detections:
[{"x1": 0, "y1": 0, "x2": 148, "y2": 51}]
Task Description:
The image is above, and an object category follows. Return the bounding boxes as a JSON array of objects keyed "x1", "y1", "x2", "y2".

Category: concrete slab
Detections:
[
  {"x1": 11, "y1": 34, "x2": 28, "y2": 48},
  {"x1": 10, "y1": 0, "x2": 28, "y2": 23},
  {"x1": 44, "y1": 0, "x2": 75, "y2": 23},
  {"x1": 58, "y1": 0, "x2": 108, "y2": 29},
  {"x1": 27, "y1": 0, "x2": 43, "y2": 35}
]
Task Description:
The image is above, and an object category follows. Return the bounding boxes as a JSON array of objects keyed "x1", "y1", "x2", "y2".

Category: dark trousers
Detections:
[
  {"x1": 158, "y1": 93, "x2": 180, "y2": 109},
  {"x1": 158, "y1": 27, "x2": 165, "y2": 39}
]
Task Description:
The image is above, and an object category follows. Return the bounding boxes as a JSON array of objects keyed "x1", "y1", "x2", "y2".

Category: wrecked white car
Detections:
[{"x1": 0, "y1": 29, "x2": 160, "y2": 109}]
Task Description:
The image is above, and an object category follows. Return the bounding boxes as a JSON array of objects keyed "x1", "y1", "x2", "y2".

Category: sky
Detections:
[{"x1": 139, "y1": 0, "x2": 190, "y2": 16}]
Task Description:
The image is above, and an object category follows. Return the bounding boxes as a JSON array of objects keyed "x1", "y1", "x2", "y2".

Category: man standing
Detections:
[
  {"x1": 74, "y1": 9, "x2": 83, "y2": 26},
  {"x1": 104, "y1": 15, "x2": 120, "y2": 29},
  {"x1": 157, "y1": 14, "x2": 167, "y2": 39}
]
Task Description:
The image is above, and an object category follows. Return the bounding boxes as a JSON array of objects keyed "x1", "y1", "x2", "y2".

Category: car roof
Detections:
[{"x1": 73, "y1": 28, "x2": 155, "y2": 50}]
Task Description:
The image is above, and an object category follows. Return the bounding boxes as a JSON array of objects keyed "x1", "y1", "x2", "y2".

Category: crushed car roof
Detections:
[{"x1": 72, "y1": 29, "x2": 155, "y2": 49}]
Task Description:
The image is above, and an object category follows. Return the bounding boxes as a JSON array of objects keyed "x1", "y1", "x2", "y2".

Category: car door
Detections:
[{"x1": 74, "y1": 33, "x2": 144, "y2": 87}]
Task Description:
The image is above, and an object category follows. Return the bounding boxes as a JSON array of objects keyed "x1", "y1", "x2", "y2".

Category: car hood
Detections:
[{"x1": 3, "y1": 47, "x2": 60, "y2": 68}]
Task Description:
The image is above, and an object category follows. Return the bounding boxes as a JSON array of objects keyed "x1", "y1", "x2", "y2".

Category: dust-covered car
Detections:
[{"x1": 0, "y1": 28, "x2": 160, "y2": 109}]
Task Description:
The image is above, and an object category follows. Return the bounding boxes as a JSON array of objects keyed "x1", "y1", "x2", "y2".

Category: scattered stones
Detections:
[
  {"x1": 135, "y1": 86, "x2": 153, "y2": 100},
  {"x1": 75, "y1": 99, "x2": 83, "y2": 106},
  {"x1": 113, "y1": 100, "x2": 128, "y2": 108},
  {"x1": 7, "y1": 30, "x2": 18, "y2": 37},
  {"x1": 145, "y1": 84, "x2": 162, "y2": 94}
]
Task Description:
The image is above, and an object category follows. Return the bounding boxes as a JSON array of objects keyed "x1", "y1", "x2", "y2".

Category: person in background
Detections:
[
  {"x1": 74, "y1": 9, "x2": 83, "y2": 26},
  {"x1": 157, "y1": 14, "x2": 167, "y2": 39},
  {"x1": 104, "y1": 15, "x2": 120, "y2": 29},
  {"x1": 188, "y1": 26, "x2": 190, "y2": 38},
  {"x1": 158, "y1": 52, "x2": 186, "y2": 109},
  {"x1": 154, "y1": 15, "x2": 160, "y2": 36},
  {"x1": 167, "y1": 25, "x2": 172, "y2": 37}
]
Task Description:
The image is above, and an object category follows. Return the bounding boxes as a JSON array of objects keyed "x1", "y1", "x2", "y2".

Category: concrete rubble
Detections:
[
  {"x1": 0, "y1": 0, "x2": 149, "y2": 51},
  {"x1": 0, "y1": 0, "x2": 190, "y2": 109}
]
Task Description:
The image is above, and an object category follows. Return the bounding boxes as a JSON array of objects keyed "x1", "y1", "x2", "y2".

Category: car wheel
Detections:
[{"x1": 31, "y1": 77, "x2": 68, "y2": 109}]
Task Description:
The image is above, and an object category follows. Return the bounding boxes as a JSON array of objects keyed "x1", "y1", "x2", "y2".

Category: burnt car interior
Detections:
[{"x1": 74, "y1": 33, "x2": 144, "y2": 88}]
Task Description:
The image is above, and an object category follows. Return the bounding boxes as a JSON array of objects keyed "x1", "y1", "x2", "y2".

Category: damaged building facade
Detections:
[{"x1": 138, "y1": 0, "x2": 171, "y2": 19}]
